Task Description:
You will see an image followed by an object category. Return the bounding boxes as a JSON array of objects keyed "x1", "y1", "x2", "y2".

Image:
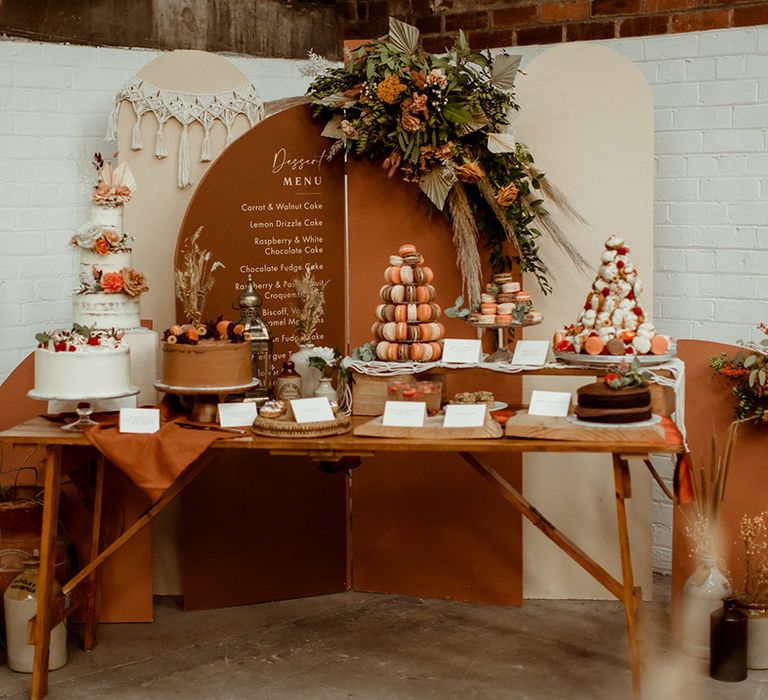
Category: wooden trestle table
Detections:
[{"x1": 0, "y1": 415, "x2": 682, "y2": 699}]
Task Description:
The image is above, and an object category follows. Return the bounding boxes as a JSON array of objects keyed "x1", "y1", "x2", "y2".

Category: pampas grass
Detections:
[
  {"x1": 447, "y1": 182, "x2": 483, "y2": 310},
  {"x1": 291, "y1": 270, "x2": 328, "y2": 345},
  {"x1": 175, "y1": 227, "x2": 225, "y2": 325}
]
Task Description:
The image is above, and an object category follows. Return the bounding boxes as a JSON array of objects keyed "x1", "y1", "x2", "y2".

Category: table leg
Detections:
[
  {"x1": 84, "y1": 455, "x2": 105, "y2": 651},
  {"x1": 31, "y1": 446, "x2": 62, "y2": 700},
  {"x1": 613, "y1": 453, "x2": 642, "y2": 698}
]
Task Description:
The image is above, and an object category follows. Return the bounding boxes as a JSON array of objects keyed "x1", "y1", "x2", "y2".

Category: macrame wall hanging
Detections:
[{"x1": 106, "y1": 76, "x2": 265, "y2": 189}]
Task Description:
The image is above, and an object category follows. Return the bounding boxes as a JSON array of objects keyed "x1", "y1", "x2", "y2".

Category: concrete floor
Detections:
[{"x1": 1, "y1": 576, "x2": 766, "y2": 699}]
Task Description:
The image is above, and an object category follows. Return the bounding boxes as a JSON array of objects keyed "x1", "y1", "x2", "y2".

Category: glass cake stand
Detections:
[
  {"x1": 27, "y1": 387, "x2": 140, "y2": 431},
  {"x1": 465, "y1": 318, "x2": 543, "y2": 363},
  {"x1": 154, "y1": 379, "x2": 260, "y2": 423}
]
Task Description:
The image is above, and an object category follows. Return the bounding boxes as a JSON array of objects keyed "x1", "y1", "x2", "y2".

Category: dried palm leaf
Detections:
[
  {"x1": 389, "y1": 17, "x2": 420, "y2": 54},
  {"x1": 490, "y1": 54, "x2": 522, "y2": 90}
]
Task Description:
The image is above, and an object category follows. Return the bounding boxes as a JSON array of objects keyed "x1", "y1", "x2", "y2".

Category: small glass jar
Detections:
[
  {"x1": 416, "y1": 380, "x2": 442, "y2": 415},
  {"x1": 387, "y1": 377, "x2": 415, "y2": 401}
]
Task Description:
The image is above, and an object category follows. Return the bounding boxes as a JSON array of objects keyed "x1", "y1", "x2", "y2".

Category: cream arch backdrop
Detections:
[
  {"x1": 515, "y1": 43, "x2": 654, "y2": 598},
  {"x1": 117, "y1": 45, "x2": 654, "y2": 599}
]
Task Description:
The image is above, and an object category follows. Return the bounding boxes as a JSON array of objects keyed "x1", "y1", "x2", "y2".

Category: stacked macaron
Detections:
[
  {"x1": 554, "y1": 235, "x2": 672, "y2": 357},
  {"x1": 373, "y1": 244, "x2": 445, "y2": 361},
  {"x1": 466, "y1": 273, "x2": 542, "y2": 326}
]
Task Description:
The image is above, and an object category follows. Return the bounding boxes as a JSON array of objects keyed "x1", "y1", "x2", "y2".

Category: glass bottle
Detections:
[
  {"x1": 3, "y1": 558, "x2": 67, "y2": 672},
  {"x1": 710, "y1": 597, "x2": 748, "y2": 682},
  {"x1": 275, "y1": 361, "x2": 302, "y2": 401}
]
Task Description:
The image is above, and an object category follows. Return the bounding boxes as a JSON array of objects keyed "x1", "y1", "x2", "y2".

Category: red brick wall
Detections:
[{"x1": 341, "y1": 1, "x2": 768, "y2": 51}]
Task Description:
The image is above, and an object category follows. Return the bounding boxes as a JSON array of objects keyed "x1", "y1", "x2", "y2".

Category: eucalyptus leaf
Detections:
[
  {"x1": 35, "y1": 332, "x2": 51, "y2": 344},
  {"x1": 491, "y1": 54, "x2": 522, "y2": 90},
  {"x1": 458, "y1": 309, "x2": 469, "y2": 318},
  {"x1": 760, "y1": 368, "x2": 766, "y2": 386},
  {"x1": 750, "y1": 368, "x2": 758, "y2": 387},
  {"x1": 388, "y1": 17, "x2": 420, "y2": 55},
  {"x1": 744, "y1": 354, "x2": 757, "y2": 368}
]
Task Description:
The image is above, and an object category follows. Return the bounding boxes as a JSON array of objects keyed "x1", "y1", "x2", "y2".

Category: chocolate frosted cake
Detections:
[{"x1": 575, "y1": 382, "x2": 652, "y2": 424}]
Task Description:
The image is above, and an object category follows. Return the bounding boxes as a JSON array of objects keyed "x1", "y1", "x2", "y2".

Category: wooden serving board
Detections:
[
  {"x1": 504, "y1": 411, "x2": 665, "y2": 443},
  {"x1": 354, "y1": 414, "x2": 503, "y2": 439}
]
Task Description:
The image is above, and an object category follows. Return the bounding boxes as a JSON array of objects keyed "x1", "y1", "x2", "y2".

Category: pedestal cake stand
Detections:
[
  {"x1": 27, "y1": 387, "x2": 140, "y2": 431},
  {"x1": 465, "y1": 318, "x2": 543, "y2": 363},
  {"x1": 154, "y1": 379, "x2": 260, "y2": 423}
]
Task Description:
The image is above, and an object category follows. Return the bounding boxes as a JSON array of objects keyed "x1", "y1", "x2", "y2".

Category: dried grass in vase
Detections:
[
  {"x1": 740, "y1": 512, "x2": 768, "y2": 605},
  {"x1": 290, "y1": 270, "x2": 327, "y2": 346},
  {"x1": 175, "y1": 227, "x2": 225, "y2": 325},
  {"x1": 684, "y1": 419, "x2": 742, "y2": 562}
]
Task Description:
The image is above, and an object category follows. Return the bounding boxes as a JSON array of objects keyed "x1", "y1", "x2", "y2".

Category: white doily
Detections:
[{"x1": 106, "y1": 76, "x2": 265, "y2": 189}]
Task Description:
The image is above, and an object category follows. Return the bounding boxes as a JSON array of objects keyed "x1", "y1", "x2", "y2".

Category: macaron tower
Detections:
[
  {"x1": 372, "y1": 244, "x2": 445, "y2": 362},
  {"x1": 553, "y1": 235, "x2": 671, "y2": 357}
]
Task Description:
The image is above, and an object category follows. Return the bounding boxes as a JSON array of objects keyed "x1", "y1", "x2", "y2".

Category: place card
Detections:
[
  {"x1": 217, "y1": 401, "x2": 258, "y2": 427},
  {"x1": 443, "y1": 403, "x2": 487, "y2": 428},
  {"x1": 528, "y1": 390, "x2": 572, "y2": 417},
  {"x1": 382, "y1": 401, "x2": 426, "y2": 427},
  {"x1": 442, "y1": 338, "x2": 483, "y2": 364},
  {"x1": 119, "y1": 408, "x2": 160, "y2": 434},
  {"x1": 511, "y1": 340, "x2": 550, "y2": 366},
  {"x1": 290, "y1": 397, "x2": 335, "y2": 424}
]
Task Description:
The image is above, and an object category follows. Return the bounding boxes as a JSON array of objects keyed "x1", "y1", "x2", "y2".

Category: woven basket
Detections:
[{"x1": 251, "y1": 414, "x2": 352, "y2": 438}]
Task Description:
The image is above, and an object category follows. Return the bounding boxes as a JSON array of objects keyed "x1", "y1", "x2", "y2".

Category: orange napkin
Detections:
[
  {"x1": 660, "y1": 416, "x2": 693, "y2": 504},
  {"x1": 84, "y1": 399, "x2": 234, "y2": 499}
]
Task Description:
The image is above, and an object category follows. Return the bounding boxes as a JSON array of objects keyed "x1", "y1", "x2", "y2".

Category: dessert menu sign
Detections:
[{"x1": 176, "y1": 105, "x2": 346, "y2": 376}]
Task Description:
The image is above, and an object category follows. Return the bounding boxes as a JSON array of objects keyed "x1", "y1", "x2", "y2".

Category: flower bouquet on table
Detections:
[
  {"x1": 710, "y1": 323, "x2": 768, "y2": 422},
  {"x1": 307, "y1": 17, "x2": 589, "y2": 308}
]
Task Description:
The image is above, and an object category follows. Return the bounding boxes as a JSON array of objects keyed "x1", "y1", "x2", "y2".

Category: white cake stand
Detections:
[
  {"x1": 154, "y1": 379, "x2": 260, "y2": 423},
  {"x1": 27, "y1": 387, "x2": 140, "y2": 431}
]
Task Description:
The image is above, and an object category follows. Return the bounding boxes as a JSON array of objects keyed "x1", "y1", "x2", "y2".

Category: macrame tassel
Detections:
[
  {"x1": 447, "y1": 183, "x2": 483, "y2": 310},
  {"x1": 201, "y1": 125, "x2": 212, "y2": 162},
  {"x1": 178, "y1": 124, "x2": 191, "y2": 189},
  {"x1": 155, "y1": 121, "x2": 168, "y2": 158},
  {"x1": 224, "y1": 121, "x2": 234, "y2": 146},
  {"x1": 131, "y1": 115, "x2": 143, "y2": 150},
  {"x1": 105, "y1": 99, "x2": 120, "y2": 141}
]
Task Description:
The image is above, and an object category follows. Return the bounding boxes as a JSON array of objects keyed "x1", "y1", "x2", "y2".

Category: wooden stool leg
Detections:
[
  {"x1": 613, "y1": 454, "x2": 642, "y2": 698},
  {"x1": 84, "y1": 455, "x2": 105, "y2": 651},
  {"x1": 31, "y1": 446, "x2": 63, "y2": 700}
]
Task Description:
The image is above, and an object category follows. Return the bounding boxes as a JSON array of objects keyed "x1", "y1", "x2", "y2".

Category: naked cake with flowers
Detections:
[
  {"x1": 71, "y1": 154, "x2": 148, "y2": 330},
  {"x1": 31, "y1": 325, "x2": 132, "y2": 399}
]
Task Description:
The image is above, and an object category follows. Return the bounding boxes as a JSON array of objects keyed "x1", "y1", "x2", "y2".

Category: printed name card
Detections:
[
  {"x1": 217, "y1": 401, "x2": 258, "y2": 427},
  {"x1": 511, "y1": 340, "x2": 550, "y2": 367},
  {"x1": 443, "y1": 403, "x2": 487, "y2": 428},
  {"x1": 383, "y1": 401, "x2": 427, "y2": 427},
  {"x1": 290, "y1": 397, "x2": 335, "y2": 424},
  {"x1": 119, "y1": 408, "x2": 160, "y2": 434},
  {"x1": 528, "y1": 390, "x2": 572, "y2": 417},
  {"x1": 442, "y1": 338, "x2": 483, "y2": 364}
]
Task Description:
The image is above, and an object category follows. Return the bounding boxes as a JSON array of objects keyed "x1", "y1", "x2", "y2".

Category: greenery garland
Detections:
[{"x1": 307, "y1": 18, "x2": 555, "y2": 302}]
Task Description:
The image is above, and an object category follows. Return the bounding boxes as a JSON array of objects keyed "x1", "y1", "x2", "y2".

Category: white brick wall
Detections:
[{"x1": 1, "y1": 25, "x2": 767, "y2": 573}]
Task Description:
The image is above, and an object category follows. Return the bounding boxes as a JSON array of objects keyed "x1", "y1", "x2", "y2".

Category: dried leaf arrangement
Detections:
[
  {"x1": 174, "y1": 226, "x2": 225, "y2": 325},
  {"x1": 307, "y1": 17, "x2": 589, "y2": 306},
  {"x1": 290, "y1": 270, "x2": 328, "y2": 346}
]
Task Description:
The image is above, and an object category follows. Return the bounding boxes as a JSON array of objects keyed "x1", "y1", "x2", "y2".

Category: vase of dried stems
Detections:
[{"x1": 683, "y1": 555, "x2": 731, "y2": 658}]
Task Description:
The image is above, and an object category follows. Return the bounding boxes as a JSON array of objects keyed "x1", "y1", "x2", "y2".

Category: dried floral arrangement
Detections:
[
  {"x1": 684, "y1": 419, "x2": 741, "y2": 563},
  {"x1": 35, "y1": 324, "x2": 123, "y2": 351},
  {"x1": 90, "y1": 152, "x2": 137, "y2": 206},
  {"x1": 78, "y1": 266, "x2": 148, "y2": 297},
  {"x1": 174, "y1": 227, "x2": 225, "y2": 325},
  {"x1": 711, "y1": 323, "x2": 768, "y2": 422},
  {"x1": 307, "y1": 18, "x2": 588, "y2": 306},
  {"x1": 290, "y1": 270, "x2": 328, "y2": 346},
  {"x1": 739, "y1": 511, "x2": 768, "y2": 606},
  {"x1": 162, "y1": 318, "x2": 249, "y2": 346}
]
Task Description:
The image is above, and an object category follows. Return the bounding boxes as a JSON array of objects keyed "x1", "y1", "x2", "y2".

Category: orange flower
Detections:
[
  {"x1": 216, "y1": 319, "x2": 231, "y2": 338},
  {"x1": 376, "y1": 74, "x2": 407, "y2": 104},
  {"x1": 496, "y1": 182, "x2": 519, "y2": 207},
  {"x1": 233, "y1": 323, "x2": 245, "y2": 335},
  {"x1": 94, "y1": 237, "x2": 110, "y2": 256},
  {"x1": 186, "y1": 328, "x2": 199, "y2": 342},
  {"x1": 101, "y1": 271, "x2": 124, "y2": 293},
  {"x1": 121, "y1": 268, "x2": 148, "y2": 296},
  {"x1": 454, "y1": 161, "x2": 484, "y2": 183},
  {"x1": 401, "y1": 113, "x2": 421, "y2": 132}
]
